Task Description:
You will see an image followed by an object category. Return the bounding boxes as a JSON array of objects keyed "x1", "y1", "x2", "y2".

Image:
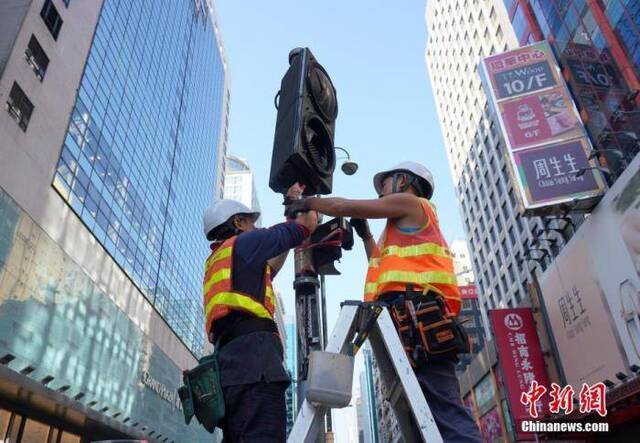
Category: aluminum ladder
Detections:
[{"x1": 288, "y1": 302, "x2": 444, "y2": 443}]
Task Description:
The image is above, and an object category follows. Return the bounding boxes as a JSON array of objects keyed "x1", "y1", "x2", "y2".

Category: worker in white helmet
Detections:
[
  {"x1": 201, "y1": 186, "x2": 317, "y2": 441},
  {"x1": 289, "y1": 161, "x2": 482, "y2": 442}
]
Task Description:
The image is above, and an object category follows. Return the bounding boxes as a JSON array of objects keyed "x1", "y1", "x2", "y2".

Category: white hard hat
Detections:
[
  {"x1": 203, "y1": 199, "x2": 260, "y2": 240},
  {"x1": 373, "y1": 161, "x2": 435, "y2": 199}
]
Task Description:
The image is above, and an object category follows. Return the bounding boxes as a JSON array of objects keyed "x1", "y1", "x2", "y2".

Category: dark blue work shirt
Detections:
[{"x1": 213, "y1": 221, "x2": 308, "y2": 387}]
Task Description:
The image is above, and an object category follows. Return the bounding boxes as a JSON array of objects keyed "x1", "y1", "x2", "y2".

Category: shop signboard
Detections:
[
  {"x1": 480, "y1": 41, "x2": 606, "y2": 215},
  {"x1": 538, "y1": 154, "x2": 640, "y2": 385},
  {"x1": 489, "y1": 308, "x2": 550, "y2": 440}
]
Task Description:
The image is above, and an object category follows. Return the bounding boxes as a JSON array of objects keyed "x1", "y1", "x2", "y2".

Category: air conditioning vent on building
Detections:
[
  {"x1": 73, "y1": 392, "x2": 85, "y2": 400},
  {"x1": 41, "y1": 375, "x2": 54, "y2": 384},
  {"x1": 20, "y1": 365, "x2": 35, "y2": 375},
  {"x1": 0, "y1": 353, "x2": 15, "y2": 365}
]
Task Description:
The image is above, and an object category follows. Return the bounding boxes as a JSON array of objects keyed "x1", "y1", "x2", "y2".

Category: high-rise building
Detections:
[
  {"x1": 504, "y1": 0, "x2": 640, "y2": 181},
  {"x1": 358, "y1": 348, "x2": 378, "y2": 443},
  {"x1": 0, "y1": 0, "x2": 227, "y2": 440},
  {"x1": 355, "y1": 378, "x2": 371, "y2": 443},
  {"x1": 285, "y1": 317, "x2": 297, "y2": 436},
  {"x1": 370, "y1": 350, "x2": 401, "y2": 442},
  {"x1": 450, "y1": 239, "x2": 475, "y2": 285},
  {"x1": 426, "y1": 0, "x2": 545, "y2": 325},
  {"x1": 223, "y1": 154, "x2": 261, "y2": 225},
  {"x1": 456, "y1": 285, "x2": 487, "y2": 373}
]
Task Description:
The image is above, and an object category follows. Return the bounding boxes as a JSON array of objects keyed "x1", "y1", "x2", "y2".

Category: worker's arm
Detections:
[
  {"x1": 362, "y1": 236, "x2": 378, "y2": 260},
  {"x1": 305, "y1": 193, "x2": 423, "y2": 220},
  {"x1": 237, "y1": 210, "x2": 318, "y2": 275},
  {"x1": 350, "y1": 218, "x2": 378, "y2": 260},
  {"x1": 267, "y1": 184, "x2": 317, "y2": 273},
  {"x1": 267, "y1": 212, "x2": 319, "y2": 273}
]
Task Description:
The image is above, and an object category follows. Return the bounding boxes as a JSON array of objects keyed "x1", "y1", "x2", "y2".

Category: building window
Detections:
[
  {"x1": 6, "y1": 82, "x2": 34, "y2": 131},
  {"x1": 25, "y1": 35, "x2": 49, "y2": 81},
  {"x1": 40, "y1": 0, "x2": 63, "y2": 40}
]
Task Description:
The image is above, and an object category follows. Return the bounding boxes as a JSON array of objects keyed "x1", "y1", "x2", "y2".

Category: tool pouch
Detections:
[
  {"x1": 179, "y1": 352, "x2": 225, "y2": 433},
  {"x1": 415, "y1": 295, "x2": 471, "y2": 356},
  {"x1": 390, "y1": 300, "x2": 418, "y2": 366}
]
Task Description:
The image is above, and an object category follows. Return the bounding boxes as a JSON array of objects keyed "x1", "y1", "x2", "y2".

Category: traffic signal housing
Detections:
[{"x1": 270, "y1": 48, "x2": 338, "y2": 195}]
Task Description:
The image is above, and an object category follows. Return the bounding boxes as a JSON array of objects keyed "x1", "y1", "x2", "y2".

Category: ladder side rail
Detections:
[{"x1": 371, "y1": 308, "x2": 443, "y2": 443}]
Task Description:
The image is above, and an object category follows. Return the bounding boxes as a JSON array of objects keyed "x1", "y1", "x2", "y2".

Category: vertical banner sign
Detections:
[
  {"x1": 480, "y1": 41, "x2": 606, "y2": 215},
  {"x1": 489, "y1": 308, "x2": 550, "y2": 440}
]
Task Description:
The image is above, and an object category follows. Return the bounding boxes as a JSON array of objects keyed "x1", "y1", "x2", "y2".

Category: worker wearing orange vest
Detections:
[
  {"x1": 202, "y1": 193, "x2": 317, "y2": 442},
  {"x1": 290, "y1": 161, "x2": 482, "y2": 442}
]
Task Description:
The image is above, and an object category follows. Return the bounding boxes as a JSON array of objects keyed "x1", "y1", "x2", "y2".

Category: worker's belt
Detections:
[
  {"x1": 218, "y1": 317, "x2": 278, "y2": 349},
  {"x1": 381, "y1": 289, "x2": 471, "y2": 366}
]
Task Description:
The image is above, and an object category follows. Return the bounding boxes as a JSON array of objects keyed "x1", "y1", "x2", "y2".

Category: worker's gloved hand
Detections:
[
  {"x1": 283, "y1": 182, "x2": 307, "y2": 217},
  {"x1": 284, "y1": 197, "x2": 311, "y2": 219},
  {"x1": 350, "y1": 218, "x2": 372, "y2": 241}
]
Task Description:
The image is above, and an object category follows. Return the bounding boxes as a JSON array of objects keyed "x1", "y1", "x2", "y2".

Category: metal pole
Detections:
[
  {"x1": 293, "y1": 247, "x2": 323, "y2": 412},
  {"x1": 320, "y1": 275, "x2": 333, "y2": 434}
]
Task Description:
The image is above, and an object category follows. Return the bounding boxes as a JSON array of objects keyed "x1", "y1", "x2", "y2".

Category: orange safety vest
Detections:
[
  {"x1": 203, "y1": 236, "x2": 276, "y2": 334},
  {"x1": 363, "y1": 198, "x2": 461, "y2": 315}
]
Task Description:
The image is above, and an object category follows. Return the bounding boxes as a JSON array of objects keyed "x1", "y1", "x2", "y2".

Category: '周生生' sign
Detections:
[{"x1": 480, "y1": 41, "x2": 606, "y2": 215}]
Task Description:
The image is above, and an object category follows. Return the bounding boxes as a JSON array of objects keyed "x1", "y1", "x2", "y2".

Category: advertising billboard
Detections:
[
  {"x1": 538, "y1": 154, "x2": 640, "y2": 386},
  {"x1": 480, "y1": 41, "x2": 606, "y2": 215},
  {"x1": 489, "y1": 308, "x2": 550, "y2": 440}
]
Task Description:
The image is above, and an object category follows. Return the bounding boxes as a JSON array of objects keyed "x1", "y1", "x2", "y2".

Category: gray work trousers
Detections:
[{"x1": 415, "y1": 355, "x2": 483, "y2": 442}]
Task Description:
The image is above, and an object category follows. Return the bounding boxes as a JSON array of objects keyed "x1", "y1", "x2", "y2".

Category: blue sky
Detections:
[{"x1": 215, "y1": 0, "x2": 464, "y2": 438}]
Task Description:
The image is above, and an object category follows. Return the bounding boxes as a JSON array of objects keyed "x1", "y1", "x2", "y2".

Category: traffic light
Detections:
[{"x1": 269, "y1": 48, "x2": 338, "y2": 195}]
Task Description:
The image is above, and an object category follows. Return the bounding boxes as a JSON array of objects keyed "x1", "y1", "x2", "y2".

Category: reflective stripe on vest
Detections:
[
  {"x1": 363, "y1": 198, "x2": 461, "y2": 315},
  {"x1": 203, "y1": 236, "x2": 275, "y2": 333}
]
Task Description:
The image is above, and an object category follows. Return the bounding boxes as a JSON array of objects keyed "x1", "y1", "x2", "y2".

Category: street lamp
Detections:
[
  {"x1": 574, "y1": 166, "x2": 612, "y2": 179},
  {"x1": 588, "y1": 148, "x2": 626, "y2": 161},
  {"x1": 532, "y1": 226, "x2": 563, "y2": 236},
  {"x1": 596, "y1": 129, "x2": 638, "y2": 146}
]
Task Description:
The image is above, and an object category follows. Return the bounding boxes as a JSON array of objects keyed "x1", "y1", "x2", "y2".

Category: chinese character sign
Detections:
[
  {"x1": 480, "y1": 41, "x2": 606, "y2": 215},
  {"x1": 514, "y1": 139, "x2": 602, "y2": 205},
  {"x1": 489, "y1": 308, "x2": 550, "y2": 440},
  {"x1": 484, "y1": 45, "x2": 557, "y2": 100},
  {"x1": 459, "y1": 285, "x2": 478, "y2": 299}
]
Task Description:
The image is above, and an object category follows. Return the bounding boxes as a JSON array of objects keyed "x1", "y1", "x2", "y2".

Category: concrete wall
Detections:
[
  {"x1": 0, "y1": 0, "x2": 198, "y2": 381},
  {"x1": 0, "y1": 0, "x2": 32, "y2": 77}
]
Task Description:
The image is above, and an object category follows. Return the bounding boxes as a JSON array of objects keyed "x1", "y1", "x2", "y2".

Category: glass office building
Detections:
[
  {"x1": 52, "y1": 0, "x2": 227, "y2": 354},
  {"x1": 1, "y1": 0, "x2": 227, "y2": 440},
  {"x1": 504, "y1": 0, "x2": 640, "y2": 182}
]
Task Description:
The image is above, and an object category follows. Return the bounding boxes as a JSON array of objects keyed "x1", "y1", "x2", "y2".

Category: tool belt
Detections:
[
  {"x1": 178, "y1": 351, "x2": 225, "y2": 433},
  {"x1": 178, "y1": 317, "x2": 278, "y2": 432},
  {"x1": 384, "y1": 289, "x2": 471, "y2": 367}
]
